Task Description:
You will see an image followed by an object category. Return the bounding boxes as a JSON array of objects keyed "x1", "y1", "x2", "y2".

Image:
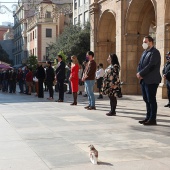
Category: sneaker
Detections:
[{"x1": 83, "y1": 94, "x2": 88, "y2": 97}]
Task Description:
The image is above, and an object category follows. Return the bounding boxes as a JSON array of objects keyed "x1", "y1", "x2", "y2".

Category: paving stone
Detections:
[{"x1": 0, "y1": 89, "x2": 170, "y2": 170}]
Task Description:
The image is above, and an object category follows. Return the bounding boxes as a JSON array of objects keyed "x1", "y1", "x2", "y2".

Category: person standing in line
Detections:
[
  {"x1": 46, "y1": 61, "x2": 55, "y2": 100},
  {"x1": 69, "y1": 55, "x2": 79, "y2": 105},
  {"x1": 23, "y1": 66, "x2": 29, "y2": 94},
  {"x1": 82, "y1": 51, "x2": 97, "y2": 110},
  {"x1": 78, "y1": 64, "x2": 84, "y2": 95},
  {"x1": 17, "y1": 68, "x2": 24, "y2": 93},
  {"x1": 66, "y1": 62, "x2": 72, "y2": 94},
  {"x1": 102, "y1": 54, "x2": 121, "y2": 116},
  {"x1": 55, "y1": 55, "x2": 65, "y2": 102},
  {"x1": 9, "y1": 69, "x2": 17, "y2": 93},
  {"x1": 0, "y1": 69, "x2": 3, "y2": 91},
  {"x1": 96, "y1": 63, "x2": 105, "y2": 99},
  {"x1": 26, "y1": 68, "x2": 33, "y2": 95},
  {"x1": 162, "y1": 51, "x2": 170, "y2": 108},
  {"x1": 137, "y1": 35, "x2": 161, "y2": 126},
  {"x1": 36, "y1": 64, "x2": 45, "y2": 98}
]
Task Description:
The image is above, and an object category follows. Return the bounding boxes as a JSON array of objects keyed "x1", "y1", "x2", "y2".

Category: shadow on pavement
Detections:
[{"x1": 98, "y1": 161, "x2": 114, "y2": 166}]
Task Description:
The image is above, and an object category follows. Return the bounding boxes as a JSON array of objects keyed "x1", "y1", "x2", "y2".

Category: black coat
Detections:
[
  {"x1": 163, "y1": 61, "x2": 170, "y2": 81},
  {"x1": 36, "y1": 66, "x2": 45, "y2": 80},
  {"x1": 56, "y1": 61, "x2": 65, "y2": 80},
  {"x1": 46, "y1": 66, "x2": 54, "y2": 83},
  {"x1": 138, "y1": 47, "x2": 161, "y2": 84}
]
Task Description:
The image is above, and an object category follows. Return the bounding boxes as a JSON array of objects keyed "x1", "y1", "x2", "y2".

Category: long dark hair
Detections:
[{"x1": 110, "y1": 53, "x2": 120, "y2": 66}]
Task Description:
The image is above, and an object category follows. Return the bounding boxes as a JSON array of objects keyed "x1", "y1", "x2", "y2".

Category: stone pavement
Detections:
[{"x1": 0, "y1": 89, "x2": 170, "y2": 170}]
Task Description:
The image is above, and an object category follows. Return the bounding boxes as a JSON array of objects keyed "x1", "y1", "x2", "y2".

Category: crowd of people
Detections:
[{"x1": 0, "y1": 35, "x2": 170, "y2": 126}]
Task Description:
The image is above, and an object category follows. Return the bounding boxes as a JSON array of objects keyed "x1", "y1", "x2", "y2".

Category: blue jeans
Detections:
[
  {"x1": 85, "y1": 80, "x2": 95, "y2": 107},
  {"x1": 140, "y1": 81, "x2": 158, "y2": 121}
]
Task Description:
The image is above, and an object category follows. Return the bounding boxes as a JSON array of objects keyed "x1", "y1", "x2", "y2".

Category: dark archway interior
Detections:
[{"x1": 97, "y1": 11, "x2": 116, "y2": 67}]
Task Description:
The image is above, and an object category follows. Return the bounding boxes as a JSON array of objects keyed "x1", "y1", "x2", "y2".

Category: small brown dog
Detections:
[{"x1": 88, "y1": 145, "x2": 98, "y2": 165}]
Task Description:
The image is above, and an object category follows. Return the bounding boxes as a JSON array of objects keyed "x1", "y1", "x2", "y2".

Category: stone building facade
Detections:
[{"x1": 90, "y1": 0, "x2": 170, "y2": 98}]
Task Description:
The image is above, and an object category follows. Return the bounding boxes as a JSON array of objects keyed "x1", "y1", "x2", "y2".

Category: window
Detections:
[
  {"x1": 79, "y1": 14, "x2": 83, "y2": 25},
  {"x1": 74, "y1": 0, "x2": 77, "y2": 9},
  {"x1": 30, "y1": 33, "x2": 32, "y2": 41},
  {"x1": 46, "y1": 11, "x2": 51, "y2": 18},
  {"x1": 84, "y1": 11, "x2": 89, "y2": 23},
  {"x1": 74, "y1": 17, "x2": 78, "y2": 25},
  {"x1": 46, "y1": 29, "x2": 52, "y2": 37},
  {"x1": 46, "y1": 47, "x2": 49, "y2": 57}
]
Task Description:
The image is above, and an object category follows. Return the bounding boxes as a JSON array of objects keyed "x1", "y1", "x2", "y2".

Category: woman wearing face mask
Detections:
[
  {"x1": 69, "y1": 55, "x2": 79, "y2": 105},
  {"x1": 102, "y1": 54, "x2": 121, "y2": 116}
]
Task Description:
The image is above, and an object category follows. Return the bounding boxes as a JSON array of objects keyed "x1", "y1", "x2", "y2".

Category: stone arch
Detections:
[
  {"x1": 96, "y1": 10, "x2": 116, "y2": 67},
  {"x1": 165, "y1": 0, "x2": 170, "y2": 23},
  {"x1": 123, "y1": 0, "x2": 156, "y2": 94}
]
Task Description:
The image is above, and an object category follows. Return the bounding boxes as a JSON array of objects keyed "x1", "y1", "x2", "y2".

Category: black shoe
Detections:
[
  {"x1": 164, "y1": 103, "x2": 170, "y2": 107},
  {"x1": 78, "y1": 92, "x2": 82, "y2": 95},
  {"x1": 84, "y1": 105, "x2": 90, "y2": 109},
  {"x1": 138, "y1": 119, "x2": 148, "y2": 124},
  {"x1": 83, "y1": 94, "x2": 88, "y2": 97},
  {"x1": 97, "y1": 95, "x2": 103, "y2": 99},
  {"x1": 106, "y1": 112, "x2": 116, "y2": 116},
  {"x1": 87, "y1": 106, "x2": 96, "y2": 110},
  {"x1": 70, "y1": 102, "x2": 77, "y2": 105},
  {"x1": 66, "y1": 92, "x2": 72, "y2": 94},
  {"x1": 143, "y1": 120, "x2": 157, "y2": 126},
  {"x1": 57, "y1": 99, "x2": 63, "y2": 102}
]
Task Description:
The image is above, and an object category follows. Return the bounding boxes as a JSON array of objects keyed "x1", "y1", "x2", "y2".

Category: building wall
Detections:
[
  {"x1": 73, "y1": 0, "x2": 90, "y2": 25},
  {"x1": 90, "y1": 0, "x2": 170, "y2": 98},
  {"x1": 0, "y1": 40, "x2": 14, "y2": 61},
  {"x1": 0, "y1": 27, "x2": 8, "y2": 40}
]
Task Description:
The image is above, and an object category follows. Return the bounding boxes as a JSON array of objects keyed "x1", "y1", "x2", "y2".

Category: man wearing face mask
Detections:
[
  {"x1": 162, "y1": 52, "x2": 170, "y2": 107},
  {"x1": 137, "y1": 36, "x2": 161, "y2": 125}
]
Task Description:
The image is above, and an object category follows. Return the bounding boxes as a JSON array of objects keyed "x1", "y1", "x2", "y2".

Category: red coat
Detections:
[
  {"x1": 26, "y1": 71, "x2": 33, "y2": 82},
  {"x1": 70, "y1": 64, "x2": 79, "y2": 92}
]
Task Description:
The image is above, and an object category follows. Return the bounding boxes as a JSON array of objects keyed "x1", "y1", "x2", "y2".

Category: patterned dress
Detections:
[{"x1": 102, "y1": 64, "x2": 121, "y2": 97}]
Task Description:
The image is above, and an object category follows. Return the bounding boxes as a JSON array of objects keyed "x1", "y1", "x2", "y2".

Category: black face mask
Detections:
[{"x1": 166, "y1": 56, "x2": 170, "y2": 60}]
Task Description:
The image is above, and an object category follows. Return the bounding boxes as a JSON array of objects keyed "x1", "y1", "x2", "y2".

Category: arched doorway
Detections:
[
  {"x1": 96, "y1": 10, "x2": 116, "y2": 67},
  {"x1": 124, "y1": 0, "x2": 156, "y2": 94}
]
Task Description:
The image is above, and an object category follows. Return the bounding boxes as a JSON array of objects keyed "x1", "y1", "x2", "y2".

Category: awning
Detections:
[
  {"x1": 0, "y1": 64, "x2": 12, "y2": 69},
  {"x1": 13, "y1": 64, "x2": 23, "y2": 69}
]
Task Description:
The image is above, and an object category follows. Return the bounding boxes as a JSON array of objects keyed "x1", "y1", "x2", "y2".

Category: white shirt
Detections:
[{"x1": 96, "y1": 68, "x2": 105, "y2": 79}]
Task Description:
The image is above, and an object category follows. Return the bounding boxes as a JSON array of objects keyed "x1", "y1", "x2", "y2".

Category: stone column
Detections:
[
  {"x1": 89, "y1": 0, "x2": 99, "y2": 55},
  {"x1": 156, "y1": 0, "x2": 167, "y2": 98}
]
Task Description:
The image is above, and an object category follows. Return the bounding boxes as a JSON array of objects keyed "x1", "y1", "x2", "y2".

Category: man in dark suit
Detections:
[
  {"x1": 162, "y1": 52, "x2": 170, "y2": 107},
  {"x1": 46, "y1": 61, "x2": 55, "y2": 100},
  {"x1": 55, "y1": 55, "x2": 65, "y2": 102},
  {"x1": 36, "y1": 64, "x2": 45, "y2": 98},
  {"x1": 137, "y1": 36, "x2": 161, "y2": 125}
]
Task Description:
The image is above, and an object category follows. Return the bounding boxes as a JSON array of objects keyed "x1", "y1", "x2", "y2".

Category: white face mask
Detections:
[{"x1": 142, "y1": 43, "x2": 149, "y2": 50}]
